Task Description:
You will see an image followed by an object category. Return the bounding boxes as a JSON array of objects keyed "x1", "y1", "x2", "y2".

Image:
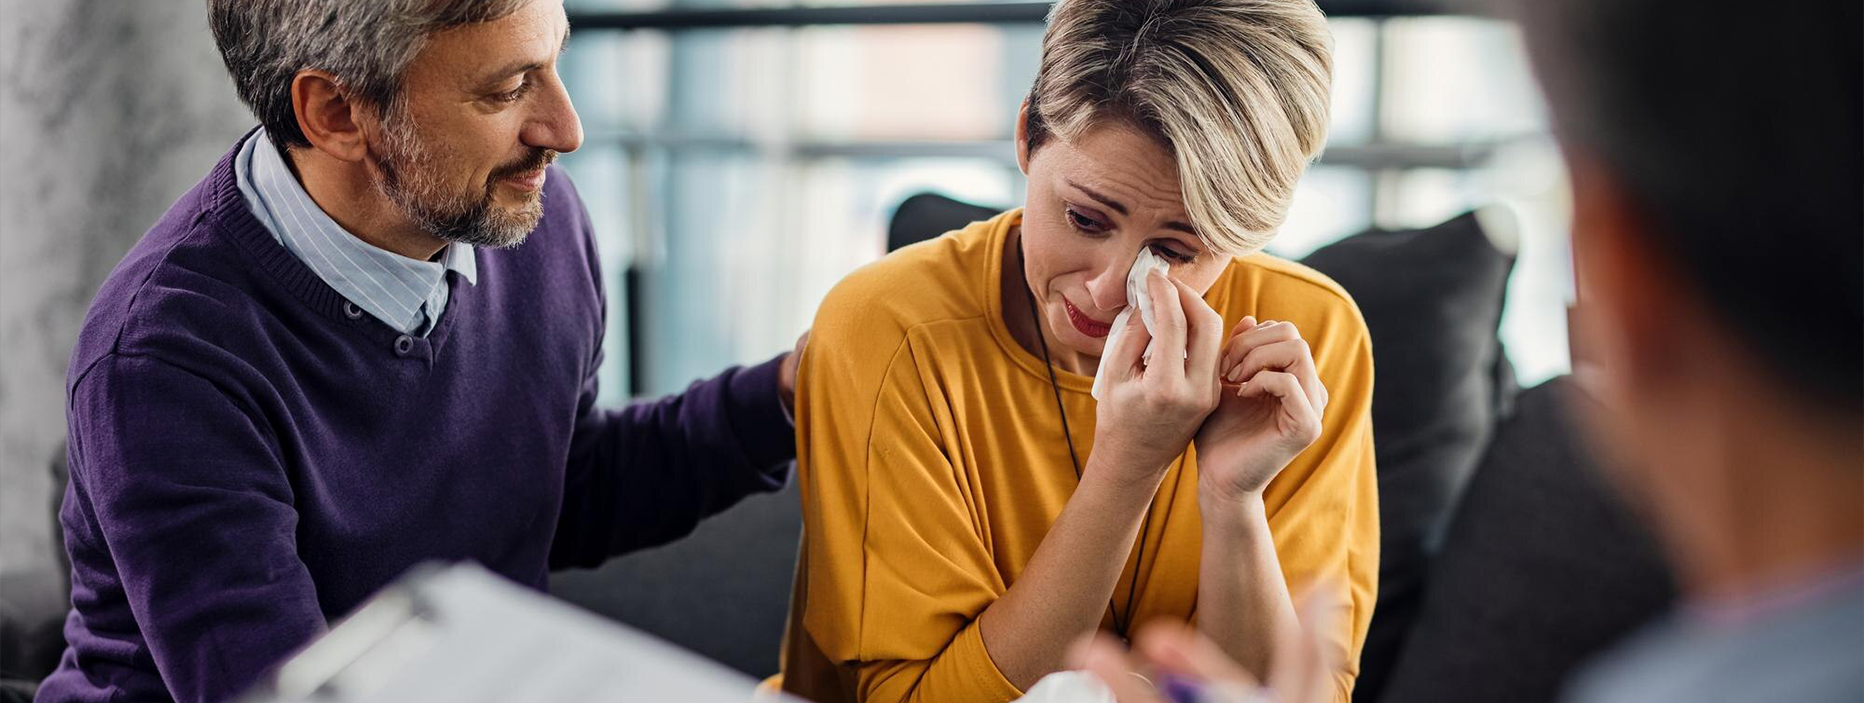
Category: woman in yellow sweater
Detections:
[{"x1": 780, "y1": 1, "x2": 1376, "y2": 701}]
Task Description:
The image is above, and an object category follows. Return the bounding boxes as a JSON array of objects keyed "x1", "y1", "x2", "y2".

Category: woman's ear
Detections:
[{"x1": 1014, "y1": 100, "x2": 1032, "y2": 175}]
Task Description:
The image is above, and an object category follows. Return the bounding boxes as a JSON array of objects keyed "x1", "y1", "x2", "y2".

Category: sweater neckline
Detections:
[{"x1": 207, "y1": 130, "x2": 466, "y2": 356}]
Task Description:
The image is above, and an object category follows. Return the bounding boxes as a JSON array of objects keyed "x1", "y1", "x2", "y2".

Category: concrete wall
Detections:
[{"x1": 0, "y1": 0, "x2": 252, "y2": 583}]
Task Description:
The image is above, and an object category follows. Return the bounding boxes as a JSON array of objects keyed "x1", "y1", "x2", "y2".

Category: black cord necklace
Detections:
[{"x1": 1017, "y1": 236, "x2": 1151, "y2": 642}]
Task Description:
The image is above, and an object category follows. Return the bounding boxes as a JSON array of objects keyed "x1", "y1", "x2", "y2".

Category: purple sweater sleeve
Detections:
[
  {"x1": 549, "y1": 352, "x2": 797, "y2": 569},
  {"x1": 65, "y1": 354, "x2": 326, "y2": 703}
]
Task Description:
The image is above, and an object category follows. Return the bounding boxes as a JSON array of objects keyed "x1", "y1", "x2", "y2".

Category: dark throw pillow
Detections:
[
  {"x1": 1378, "y1": 378, "x2": 1676, "y2": 702},
  {"x1": 1300, "y1": 211, "x2": 1519, "y2": 700},
  {"x1": 889, "y1": 192, "x2": 1003, "y2": 253}
]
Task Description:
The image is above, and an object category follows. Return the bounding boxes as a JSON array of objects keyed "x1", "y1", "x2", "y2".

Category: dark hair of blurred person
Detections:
[
  {"x1": 1521, "y1": 1, "x2": 1862, "y2": 698},
  {"x1": 1077, "y1": 2, "x2": 1861, "y2": 702}
]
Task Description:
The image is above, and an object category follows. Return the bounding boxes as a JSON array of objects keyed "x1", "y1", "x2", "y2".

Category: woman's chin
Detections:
[{"x1": 1057, "y1": 334, "x2": 1107, "y2": 365}]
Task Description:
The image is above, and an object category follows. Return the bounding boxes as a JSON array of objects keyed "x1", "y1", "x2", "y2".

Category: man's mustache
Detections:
[{"x1": 491, "y1": 148, "x2": 558, "y2": 181}]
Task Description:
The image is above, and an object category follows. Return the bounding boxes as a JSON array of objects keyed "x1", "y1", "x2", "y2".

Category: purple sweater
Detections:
[{"x1": 36, "y1": 136, "x2": 795, "y2": 703}]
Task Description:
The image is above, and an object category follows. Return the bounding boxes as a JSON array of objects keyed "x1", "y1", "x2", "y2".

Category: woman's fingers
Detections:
[
  {"x1": 1238, "y1": 371, "x2": 1322, "y2": 445},
  {"x1": 1143, "y1": 269, "x2": 1189, "y2": 383},
  {"x1": 1175, "y1": 278, "x2": 1225, "y2": 389},
  {"x1": 1219, "y1": 320, "x2": 1326, "y2": 414},
  {"x1": 1229, "y1": 315, "x2": 1259, "y2": 343},
  {"x1": 1227, "y1": 339, "x2": 1327, "y2": 415},
  {"x1": 1102, "y1": 308, "x2": 1152, "y2": 383},
  {"x1": 1218, "y1": 320, "x2": 1297, "y2": 373}
]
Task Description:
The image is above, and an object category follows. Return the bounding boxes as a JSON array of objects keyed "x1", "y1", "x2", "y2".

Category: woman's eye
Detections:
[
  {"x1": 1151, "y1": 243, "x2": 1196, "y2": 264},
  {"x1": 1065, "y1": 207, "x2": 1106, "y2": 233}
]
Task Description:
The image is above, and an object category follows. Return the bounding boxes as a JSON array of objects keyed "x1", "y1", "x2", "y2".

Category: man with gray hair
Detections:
[{"x1": 36, "y1": 1, "x2": 802, "y2": 701}]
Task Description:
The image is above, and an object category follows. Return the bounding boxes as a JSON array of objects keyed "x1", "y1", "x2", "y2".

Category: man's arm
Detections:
[
  {"x1": 547, "y1": 348, "x2": 798, "y2": 570},
  {"x1": 65, "y1": 354, "x2": 327, "y2": 702}
]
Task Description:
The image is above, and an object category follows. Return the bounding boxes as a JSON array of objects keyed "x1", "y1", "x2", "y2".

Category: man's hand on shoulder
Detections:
[{"x1": 779, "y1": 330, "x2": 810, "y2": 416}]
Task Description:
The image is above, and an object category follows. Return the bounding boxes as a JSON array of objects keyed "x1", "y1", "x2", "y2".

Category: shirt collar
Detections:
[{"x1": 239, "y1": 128, "x2": 476, "y2": 333}]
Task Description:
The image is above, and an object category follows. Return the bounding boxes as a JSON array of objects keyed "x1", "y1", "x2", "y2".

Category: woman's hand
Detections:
[
  {"x1": 1193, "y1": 317, "x2": 1328, "y2": 503},
  {"x1": 1091, "y1": 270, "x2": 1225, "y2": 487}
]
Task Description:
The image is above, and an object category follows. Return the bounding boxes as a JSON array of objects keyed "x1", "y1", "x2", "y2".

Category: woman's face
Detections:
[{"x1": 1015, "y1": 112, "x2": 1233, "y2": 362}]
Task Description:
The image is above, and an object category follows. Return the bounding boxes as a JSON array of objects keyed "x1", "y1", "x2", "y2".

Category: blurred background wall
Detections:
[{"x1": 0, "y1": 0, "x2": 250, "y2": 587}]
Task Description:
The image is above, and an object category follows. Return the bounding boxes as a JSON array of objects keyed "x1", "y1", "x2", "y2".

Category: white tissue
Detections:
[
  {"x1": 1091, "y1": 248, "x2": 1173, "y2": 400},
  {"x1": 1012, "y1": 670, "x2": 1117, "y2": 703}
]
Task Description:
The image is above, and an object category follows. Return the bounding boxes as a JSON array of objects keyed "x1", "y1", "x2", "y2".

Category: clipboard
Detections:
[{"x1": 240, "y1": 562, "x2": 793, "y2": 702}]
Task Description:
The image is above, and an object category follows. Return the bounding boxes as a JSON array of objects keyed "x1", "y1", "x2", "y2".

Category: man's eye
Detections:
[{"x1": 490, "y1": 81, "x2": 532, "y2": 104}]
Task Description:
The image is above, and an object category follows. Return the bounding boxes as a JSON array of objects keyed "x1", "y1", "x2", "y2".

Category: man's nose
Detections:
[{"x1": 523, "y1": 75, "x2": 583, "y2": 155}]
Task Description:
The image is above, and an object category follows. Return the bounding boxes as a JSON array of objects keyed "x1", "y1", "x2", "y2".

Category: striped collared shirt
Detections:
[{"x1": 233, "y1": 128, "x2": 476, "y2": 336}]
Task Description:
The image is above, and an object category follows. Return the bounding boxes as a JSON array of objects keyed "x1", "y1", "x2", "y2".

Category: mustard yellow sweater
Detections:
[{"x1": 781, "y1": 210, "x2": 1379, "y2": 702}]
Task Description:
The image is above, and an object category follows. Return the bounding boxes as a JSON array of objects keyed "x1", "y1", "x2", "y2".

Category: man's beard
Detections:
[{"x1": 373, "y1": 115, "x2": 557, "y2": 249}]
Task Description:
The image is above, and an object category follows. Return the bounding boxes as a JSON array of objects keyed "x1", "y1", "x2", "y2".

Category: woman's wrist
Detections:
[
  {"x1": 1198, "y1": 485, "x2": 1270, "y2": 539},
  {"x1": 1084, "y1": 444, "x2": 1176, "y2": 490},
  {"x1": 1080, "y1": 452, "x2": 1171, "y2": 503}
]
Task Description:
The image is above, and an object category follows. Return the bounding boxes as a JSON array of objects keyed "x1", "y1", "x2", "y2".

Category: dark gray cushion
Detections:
[
  {"x1": 889, "y1": 192, "x2": 1001, "y2": 253},
  {"x1": 0, "y1": 570, "x2": 66, "y2": 684},
  {"x1": 1, "y1": 442, "x2": 71, "y2": 685},
  {"x1": 550, "y1": 480, "x2": 801, "y2": 677},
  {"x1": 1379, "y1": 378, "x2": 1676, "y2": 703},
  {"x1": 0, "y1": 679, "x2": 37, "y2": 703},
  {"x1": 1300, "y1": 212, "x2": 1519, "y2": 701}
]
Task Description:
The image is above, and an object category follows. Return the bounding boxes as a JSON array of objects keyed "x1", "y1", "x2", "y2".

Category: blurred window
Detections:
[{"x1": 559, "y1": 1, "x2": 1572, "y2": 400}]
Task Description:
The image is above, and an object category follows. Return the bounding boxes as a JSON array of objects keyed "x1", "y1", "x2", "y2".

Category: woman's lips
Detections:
[{"x1": 1064, "y1": 298, "x2": 1112, "y2": 338}]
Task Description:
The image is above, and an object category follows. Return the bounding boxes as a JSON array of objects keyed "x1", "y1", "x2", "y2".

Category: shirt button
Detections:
[
  {"x1": 394, "y1": 335, "x2": 415, "y2": 355},
  {"x1": 343, "y1": 302, "x2": 365, "y2": 320}
]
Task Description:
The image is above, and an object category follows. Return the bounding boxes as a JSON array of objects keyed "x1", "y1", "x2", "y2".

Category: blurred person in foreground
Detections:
[
  {"x1": 1077, "y1": 1, "x2": 1862, "y2": 701},
  {"x1": 38, "y1": 1, "x2": 803, "y2": 701},
  {"x1": 778, "y1": 0, "x2": 1379, "y2": 701}
]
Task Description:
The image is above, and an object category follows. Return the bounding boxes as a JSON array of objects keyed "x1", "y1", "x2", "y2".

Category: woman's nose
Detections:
[{"x1": 1084, "y1": 257, "x2": 1129, "y2": 313}]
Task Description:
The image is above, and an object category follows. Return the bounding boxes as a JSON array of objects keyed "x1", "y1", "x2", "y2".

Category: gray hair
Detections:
[
  {"x1": 1025, "y1": 0, "x2": 1333, "y2": 256},
  {"x1": 208, "y1": 0, "x2": 530, "y2": 149}
]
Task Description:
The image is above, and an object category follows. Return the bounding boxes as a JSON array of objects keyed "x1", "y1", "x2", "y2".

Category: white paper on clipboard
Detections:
[{"x1": 240, "y1": 562, "x2": 794, "y2": 703}]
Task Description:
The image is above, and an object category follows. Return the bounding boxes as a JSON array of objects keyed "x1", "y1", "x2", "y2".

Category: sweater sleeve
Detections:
[
  {"x1": 549, "y1": 348, "x2": 797, "y2": 569},
  {"x1": 65, "y1": 354, "x2": 327, "y2": 703},
  {"x1": 789, "y1": 300, "x2": 1024, "y2": 702}
]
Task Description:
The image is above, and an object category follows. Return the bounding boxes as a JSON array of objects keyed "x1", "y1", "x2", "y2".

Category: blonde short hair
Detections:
[{"x1": 1025, "y1": 0, "x2": 1333, "y2": 256}]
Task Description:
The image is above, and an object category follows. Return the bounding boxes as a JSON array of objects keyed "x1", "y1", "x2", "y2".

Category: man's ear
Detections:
[
  {"x1": 291, "y1": 70, "x2": 370, "y2": 162},
  {"x1": 1014, "y1": 99, "x2": 1032, "y2": 175},
  {"x1": 1566, "y1": 146, "x2": 1687, "y2": 393}
]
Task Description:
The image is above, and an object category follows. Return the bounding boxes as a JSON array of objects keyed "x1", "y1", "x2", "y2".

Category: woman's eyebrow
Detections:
[{"x1": 1067, "y1": 180, "x2": 1128, "y2": 215}]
